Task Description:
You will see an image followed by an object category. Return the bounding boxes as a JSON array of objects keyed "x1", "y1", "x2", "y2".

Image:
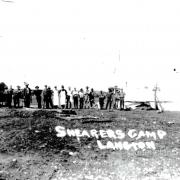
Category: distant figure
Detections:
[
  {"x1": 114, "y1": 89, "x2": 120, "y2": 109},
  {"x1": 99, "y1": 91, "x2": 106, "y2": 110},
  {"x1": 4, "y1": 86, "x2": 9, "y2": 107},
  {"x1": 66, "y1": 87, "x2": 73, "y2": 109},
  {"x1": 84, "y1": 86, "x2": 90, "y2": 109},
  {"x1": 72, "y1": 88, "x2": 79, "y2": 109},
  {"x1": 53, "y1": 86, "x2": 59, "y2": 108},
  {"x1": 34, "y1": 86, "x2": 42, "y2": 109},
  {"x1": 13, "y1": 86, "x2": 21, "y2": 108},
  {"x1": 119, "y1": 88, "x2": 125, "y2": 110},
  {"x1": 43, "y1": 85, "x2": 48, "y2": 108},
  {"x1": 106, "y1": 88, "x2": 113, "y2": 110},
  {"x1": 79, "y1": 88, "x2": 84, "y2": 109},
  {"x1": 6, "y1": 86, "x2": 13, "y2": 108},
  {"x1": 89, "y1": 88, "x2": 95, "y2": 108},
  {"x1": 59, "y1": 85, "x2": 67, "y2": 109},
  {"x1": 23, "y1": 83, "x2": 31, "y2": 108},
  {"x1": 47, "y1": 86, "x2": 54, "y2": 109}
]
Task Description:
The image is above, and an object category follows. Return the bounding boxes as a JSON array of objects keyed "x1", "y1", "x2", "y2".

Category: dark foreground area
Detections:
[{"x1": 0, "y1": 108, "x2": 180, "y2": 180}]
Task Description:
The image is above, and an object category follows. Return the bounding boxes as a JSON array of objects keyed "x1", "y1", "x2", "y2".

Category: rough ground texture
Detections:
[{"x1": 0, "y1": 108, "x2": 180, "y2": 180}]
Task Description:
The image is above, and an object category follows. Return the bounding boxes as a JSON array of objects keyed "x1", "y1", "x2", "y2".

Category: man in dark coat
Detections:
[
  {"x1": 89, "y1": 88, "x2": 95, "y2": 108},
  {"x1": 23, "y1": 83, "x2": 31, "y2": 108},
  {"x1": 34, "y1": 86, "x2": 42, "y2": 108},
  {"x1": 46, "y1": 86, "x2": 53, "y2": 109},
  {"x1": 106, "y1": 88, "x2": 114, "y2": 110}
]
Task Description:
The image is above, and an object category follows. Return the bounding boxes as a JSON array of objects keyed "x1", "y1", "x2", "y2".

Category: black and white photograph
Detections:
[{"x1": 0, "y1": 0, "x2": 180, "y2": 179}]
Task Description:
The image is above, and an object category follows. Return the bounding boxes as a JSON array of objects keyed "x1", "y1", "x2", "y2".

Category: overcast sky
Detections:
[{"x1": 0, "y1": 0, "x2": 180, "y2": 97}]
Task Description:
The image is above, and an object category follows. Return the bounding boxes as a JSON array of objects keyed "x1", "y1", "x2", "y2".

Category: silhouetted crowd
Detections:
[{"x1": 0, "y1": 83, "x2": 126, "y2": 110}]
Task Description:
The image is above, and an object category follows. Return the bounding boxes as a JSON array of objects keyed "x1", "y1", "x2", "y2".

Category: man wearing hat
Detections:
[
  {"x1": 106, "y1": 88, "x2": 114, "y2": 110},
  {"x1": 59, "y1": 85, "x2": 67, "y2": 109},
  {"x1": 13, "y1": 86, "x2": 22, "y2": 108},
  {"x1": 34, "y1": 86, "x2": 42, "y2": 108},
  {"x1": 46, "y1": 86, "x2": 54, "y2": 109},
  {"x1": 23, "y1": 83, "x2": 31, "y2": 108}
]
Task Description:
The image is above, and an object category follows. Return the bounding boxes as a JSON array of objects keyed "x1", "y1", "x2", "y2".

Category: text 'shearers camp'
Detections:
[{"x1": 55, "y1": 126, "x2": 167, "y2": 151}]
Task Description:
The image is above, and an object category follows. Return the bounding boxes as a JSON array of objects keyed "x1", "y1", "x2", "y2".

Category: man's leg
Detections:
[
  {"x1": 13, "y1": 98, "x2": 16, "y2": 108},
  {"x1": 122, "y1": 99, "x2": 124, "y2": 109},
  {"x1": 109, "y1": 101, "x2": 112, "y2": 110},
  {"x1": 120, "y1": 99, "x2": 123, "y2": 110},
  {"x1": 76, "y1": 97, "x2": 79, "y2": 109},
  {"x1": 50, "y1": 98, "x2": 53, "y2": 108},
  {"x1": 17, "y1": 98, "x2": 20, "y2": 108},
  {"x1": 27, "y1": 97, "x2": 30, "y2": 108},
  {"x1": 106, "y1": 100, "x2": 109, "y2": 109},
  {"x1": 73, "y1": 97, "x2": 76, "y2": 108},
  {"x1": 46, "y1": 98, "x2": 49, "y2": 109}
]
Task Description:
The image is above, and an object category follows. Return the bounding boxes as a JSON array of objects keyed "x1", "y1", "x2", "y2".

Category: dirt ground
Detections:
[{"x1": 0, "y1": 108, "x2": 180, "y2": 180}]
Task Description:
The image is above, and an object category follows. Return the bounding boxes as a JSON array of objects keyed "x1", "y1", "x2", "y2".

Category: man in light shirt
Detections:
[
  {"x1": 59, "y1": 85, "x2": 67, "y2": 109},
  {"x1": 66, "y1": 86, "x2": 73, "y2": 109}
]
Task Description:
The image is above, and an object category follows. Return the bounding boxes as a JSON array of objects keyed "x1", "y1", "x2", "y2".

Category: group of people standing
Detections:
[
  {"x1": 39, "y1": 86, "x2": 96, "y2": 110},
  {"x1": 2, "y1": 83, "x2": 126, "y2": 110},
  {"x1": 3, "y1": 83, "x2": 32, "y2": 108}
]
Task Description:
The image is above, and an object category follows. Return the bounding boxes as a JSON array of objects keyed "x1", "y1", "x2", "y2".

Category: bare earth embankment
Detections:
[{"x1": 0, "y1": 108, "x2": 180, "y2": 180}]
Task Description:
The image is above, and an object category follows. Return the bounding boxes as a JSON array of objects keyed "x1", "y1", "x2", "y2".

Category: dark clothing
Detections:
[
  {"x1": 89, "y1": 92, "x2": 95, "y2": 107},
  {"x1": 106, "y1": 92, "x2": 113, "y2": 110},
  {"x1": 43, "y1": 88, "x2": 48, "y2": 108},
  {"x1": 99, "y1": 94, "x2": 105, "y2": 110},
  {"x1": 66, "y1": 95, "x2": 71, "y2": 109},
  {"x1": 73, "y1": 95, "x2": 79, "y2": 109},
  {"x1": 23, "y1": 87, "x2": 31, "y2": 108},
  {"x1": 13, "y1": 89, "x2": 22, "y2": 108},
  {"x1": 7, "y1": 89, "x2": 13, "y2": 108},
  {"x1": 120, "y1": 97, "x2": 125, "y2": 110},
  {"x1": 79, "y1": 97, "x2": 84, "y2": 109},
  {"x1": 34, "y1": 90, "x2": 42, "y2": 108},
  {"x1": 46, "y1": 89, "x2": 53, "y2": 109}
]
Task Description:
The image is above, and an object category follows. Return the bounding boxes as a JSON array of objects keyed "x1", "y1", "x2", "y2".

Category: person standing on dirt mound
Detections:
[
  {"x1": 119, "y1": 88, "x2": 125, "y2": 110},
  {"x1": 13, "y1": 86, "x2": 22, "y2": 108},
  {"x1": 99, "y1": 91, "x2": 106, "y2": 110},
  {"x1": 66, "y1": 86, "x2": 73, "y2": 109},
  {"x1": 59, "y1": 85, "x2": 67, "y2": 109},
  {"x1": 89, "y1": 88, "x2": 95, "y2": 108},
  {"x1": 6, "y1": 86, "x2": 13, "y2": 108},
  {"x1": 23, "y1": 83, "x2": 32, "y2": 108},
  {"x1": 34, "y1": 86, "x2": 42, "y2": 109},
  {"x1": 106, "y1": 88, "x2": 114, "y2": 110},
  {"x1": 84, "y1": 86, "x2": 90, "y2": 109},
  {"x1": 72, "y1": 88, "x2": 79, "y2": 109},
  {"x1": 43, "y1": 85, "x2": 48, "y2": 108},
  {"x1": 53, "y1": 86, "x2": 59, "y2": 108},
  {"x1": 114, "y1": 89, "x2": 120, "y2": 109},
  {"x1": 46, "y1": 86, "x2": 54, "y2": 109},
  {"x1": 79, "y1": 88, "x2": 84, "y2": 109}
]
